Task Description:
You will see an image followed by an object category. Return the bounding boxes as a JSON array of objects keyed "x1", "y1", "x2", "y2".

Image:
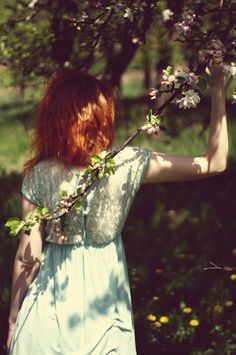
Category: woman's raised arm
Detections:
[{"x1": 144, "y1": 50, "x2": 228, "y2": 184}]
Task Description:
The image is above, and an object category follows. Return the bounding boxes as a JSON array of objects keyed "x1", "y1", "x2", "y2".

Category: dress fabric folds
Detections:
[{"x1": 10, "y1": 146, "x2": 151, "y2": 355}]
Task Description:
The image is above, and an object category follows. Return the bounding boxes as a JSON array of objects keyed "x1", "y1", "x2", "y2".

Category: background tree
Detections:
[{"x1": 1, "y1": 1, "x2": 236, "y2": 354}]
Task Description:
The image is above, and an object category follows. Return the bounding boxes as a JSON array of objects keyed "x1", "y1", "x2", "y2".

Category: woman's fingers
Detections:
[{"x1": 206, "y1": 38, "x2": 226, "y2": 67}]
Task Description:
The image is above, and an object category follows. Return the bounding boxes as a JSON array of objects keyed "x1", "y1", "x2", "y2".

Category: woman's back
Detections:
[{"x1": 22, "y1": 146, "x2": 151, "y2": 245}]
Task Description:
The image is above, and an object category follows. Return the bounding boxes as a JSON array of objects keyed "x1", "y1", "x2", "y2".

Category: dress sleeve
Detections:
[
  {"x1": 21, "y1": 165, "x2": 41, "y2": 206},
  {"x1": 123, "y1": 146, "x2": 152, "y2": 196}
]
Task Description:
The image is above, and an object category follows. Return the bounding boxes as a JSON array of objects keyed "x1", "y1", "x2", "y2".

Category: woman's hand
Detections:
[
  {"x1": 206, "y1": 39, "x2": 225, "y2": 87},
  {"x1": 6, "y1": 322, "x2": 16, "y2": 352}
]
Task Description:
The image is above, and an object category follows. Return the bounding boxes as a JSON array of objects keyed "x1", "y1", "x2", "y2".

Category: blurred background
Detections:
[{"x1": 0, "y1": 1, "x2": 236, "y2": 354}]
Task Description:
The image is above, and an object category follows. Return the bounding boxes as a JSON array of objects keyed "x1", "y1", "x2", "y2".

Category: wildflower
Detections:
[
  {"x1": 230, "y1": 274, "x2": 236, "y2": 280},
  {"x1": 152, "y1": 296, "x2": 159, "y2": 301},
  {"x1": 175, "y1": 89, "x2": 200, "y2": 109},
  {"x1": 182, "y1": 307, "x2": 192, "y2": 314},
  {"x1": 159, "y1": 316, "x2": 169, "y2": 324},
  {"x1": 162, "y1": 9, "x2": 174, "y2": 22},
  {"x1": 132, "y1": 37, "x2": 141, "y2": 44},
  {"x1": 146, "y1": 314, "x2": 156, "y2": 322},
  {"x1": 213, "y1": 304, "x2": 224, "y2": 314},
  {"x1": 223, "y1": 62, "x2": 236, "y2": 77},
  {"x1": 189, "y1": 319, "x2": 199, "y2": 327},
  {"x1": 225, "y1": 300, "x2": 233, "y2": 307},
  {"x1": 177, "y1": 67, "x2": 199, "y2": 87},
  {"x1": 152, "y1": 321, "x2": 162, "y2": 328}
]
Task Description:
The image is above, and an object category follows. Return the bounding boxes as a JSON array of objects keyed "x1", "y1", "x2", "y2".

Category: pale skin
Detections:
[{"x1": 7, "y1": 43, "x2": 228, "y2": 351}]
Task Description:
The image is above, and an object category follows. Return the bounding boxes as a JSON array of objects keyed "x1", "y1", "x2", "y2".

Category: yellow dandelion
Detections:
[
  {"x1": 230, "y1": 274, "x2": 236, "y2": 281},
  {"x1": 189, "y1": 319, "x2": 199, "y2": 327},
  {"x1": 183, "y1": 307, "x2": 192, "y2": 314},
  {"x1": 213, "y1": 304, "x2": 224, "y2": 314},
  {"x1": 225, "y1": 300, "x2": 234, "y2": 307},
  {"x1": 152, "y1": 296, "x2": 159, "y2": 301},
  {"x1": 146, "y1": 314, "x2": 156, "y2": 322},
  {"x1": 152, "y1": 321, "x2": 162, "y2": 329},
  {"x1": 159, "y1": 316, "x2": 169, "y2": 324}
]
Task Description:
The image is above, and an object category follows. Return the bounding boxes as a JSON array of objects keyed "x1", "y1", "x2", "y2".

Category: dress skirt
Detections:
[{"x1": 10, "y1": 235, "x2": 137, "y2": 355}]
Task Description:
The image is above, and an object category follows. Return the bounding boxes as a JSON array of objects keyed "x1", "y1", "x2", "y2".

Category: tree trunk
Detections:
[
  {"x1": 103, "y1": 2, "x2": 154, "y2": 87},
  {"x1": 142, "y1": 46, "x2": 151, "y2": 90},
  {"x1": 51, "y1": 0, "x2": 78, "y2": 66}
]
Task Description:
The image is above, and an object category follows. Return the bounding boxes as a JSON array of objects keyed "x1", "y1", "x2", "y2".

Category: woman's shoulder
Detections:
[
  {"x1": 25, "y1": 159, "x2": 66, "y2": 178},
  {"x1": 115, "y1": 145, "x2": 152, "y2": 163}
]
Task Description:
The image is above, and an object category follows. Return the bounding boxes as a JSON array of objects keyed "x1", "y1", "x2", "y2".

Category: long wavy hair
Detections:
[{"x1": 24, "y1": 70, "x2": 115, "y2": 171}]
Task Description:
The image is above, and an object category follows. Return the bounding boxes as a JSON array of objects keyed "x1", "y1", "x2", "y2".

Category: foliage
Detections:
[
  {"x1": 1, "y1": 0, "x2": 236, "y2": 353},
  {"x1": 0, "y1": 0, "x2": 159, "y2": 85}
]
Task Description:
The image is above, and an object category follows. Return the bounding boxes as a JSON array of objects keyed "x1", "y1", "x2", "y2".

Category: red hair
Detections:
[{"x1": 24, "y1": 70, "x2": 115, "y2": 171}]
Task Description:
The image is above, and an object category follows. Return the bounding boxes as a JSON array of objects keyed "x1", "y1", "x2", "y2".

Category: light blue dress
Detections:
[{"x1": 10, "y1": 146, "x2": 151, "y2": 355}]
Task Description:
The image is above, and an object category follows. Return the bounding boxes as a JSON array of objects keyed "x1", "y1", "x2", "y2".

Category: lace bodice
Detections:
[{"x1": 21, "y1": 146, "x2": 151, "y2": 245}]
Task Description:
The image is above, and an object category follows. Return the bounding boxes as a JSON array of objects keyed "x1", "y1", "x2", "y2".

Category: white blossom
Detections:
[
  {"x1": 148, "y1": 88, "x2": 158, "y2": 100},
  {"x1": 182, "y1": 11, "x2": 196, "y2": 25},
  {"x1": 123, "y1": 8, "x2": 134, "y2": 22},
  {"x1": 223, "y1": 62, "x2": 236, "y2": 77},
  {"x1": 177, "y1": 67, "x2": 199, "y2": 86},
  {"x1": 162, "y1": 9, "x2": 174, "y2": 22},
  {"x1": 28, "y1": 0, "x2": 38, "y2": 8},
  {"x1": 141, "y1": 125, "x2": 160, "y2": 135},
  {"x1": 175, "y1": 89, "x2": 200, "y2": 109},
  {"x1": 175, "y1": 11, "x2": 197, "y2": 36},
  {"x1": 161, "y1": 69, "x2": 177, "y2": 85},
  {"x1": 175, "y1": 22, "x2": 190, "y2": 35}
]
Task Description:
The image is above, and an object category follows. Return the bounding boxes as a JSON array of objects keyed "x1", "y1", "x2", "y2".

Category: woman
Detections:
[{"x1": 7, "y1": 41, "x2": 227, "y2": 354}]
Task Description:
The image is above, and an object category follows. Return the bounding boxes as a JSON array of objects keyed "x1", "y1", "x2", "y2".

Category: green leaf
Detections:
[
  {"x1": 41, "y1": 207, "x2": 49, "y2": 216},
  {"x1": 5, "y1": 217, "x2": 24, "y2": 236},
  {"x1": 108, "y1": 166, "x2": 115, "y2": 175},
  {"x1": 5, "y1": 217, "x2": 21, "y2": 227},
  {"x1": 77, "y1": 187, "x2": 82, "y2": 195},
  {"x1": 106, "y1": 158, "x2": 116, "y2": 169},
  {"x1": 60, "y1": 190, "x2": 68, "y2": 198},
  {"x1": 90, "y1": 154, "x2": 102, "y2": 165},
  {"x1": 166, "y1": 66, "x2": 173, "y2": 75},
  {"x1": 74, "y1": 199, "x2": 82, "y2": 212},
  {"x1": 35, "y1": 207, "x2": 49, "y2": 217}
]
